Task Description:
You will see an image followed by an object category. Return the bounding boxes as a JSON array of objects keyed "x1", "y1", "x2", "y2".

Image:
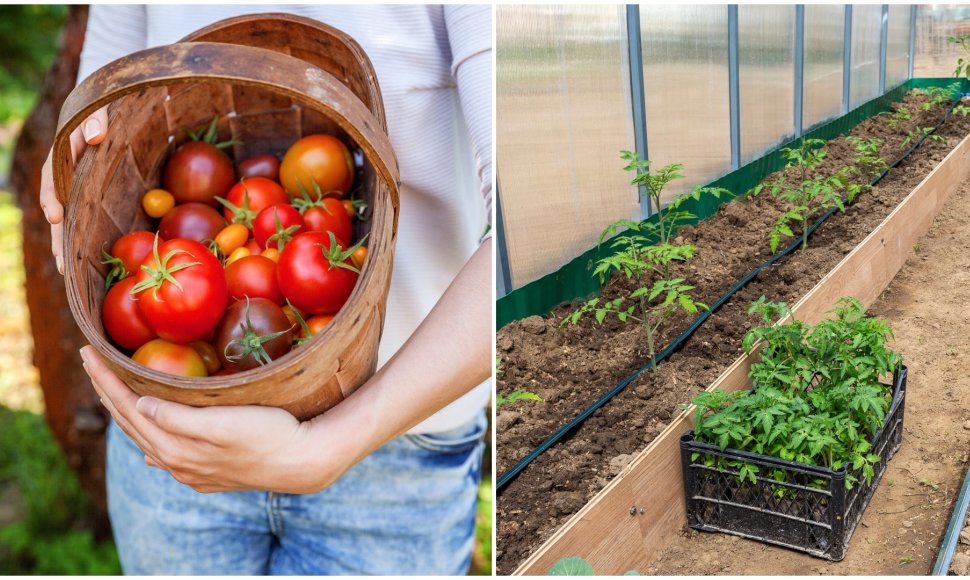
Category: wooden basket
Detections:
[{"x1": 52, "y1": 14, "x2": 400, "y2": 420}]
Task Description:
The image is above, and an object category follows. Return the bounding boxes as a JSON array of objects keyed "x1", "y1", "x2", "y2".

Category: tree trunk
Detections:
[{"x1": 9, "y1": 6, "x2": 108, "y2": 532}]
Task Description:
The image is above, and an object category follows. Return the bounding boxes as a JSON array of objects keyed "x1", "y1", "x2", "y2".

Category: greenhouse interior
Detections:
[{"x1": 495, "y1": 4, "x2": 970, "y2": 576}]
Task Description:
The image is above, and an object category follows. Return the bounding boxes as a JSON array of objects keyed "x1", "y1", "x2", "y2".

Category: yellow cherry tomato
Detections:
[
  {"x1": 351, "y1": 246, "x2": 367, "y2": 268},
  {"x1": 215, "y1": 224, "x2": 250, "y2": 256},
  {"x1": 142, "y1": 188, "x2": 175, "y2": 218},
  {"x1": 226, "y1": 246, "x2": 251, "y2": 266},
  {"x1": 261, "y1": 247, "x2": 281, "y2": 263},
  {"x1": 300, "y1": 314, "x2": 335, "y2": 339}
]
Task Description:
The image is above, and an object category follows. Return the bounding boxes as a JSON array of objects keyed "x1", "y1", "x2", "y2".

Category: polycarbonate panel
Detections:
[
  {"x1": 886, "y1": 5, "x2": 912, "y2": 88},
  {"x1": 803, "y1": 5, "x2": 845, "y2": 129},
  {"x1": 850, "y1": 5, "x2": 881, "y2": 108},
  {"x1": 496, "y1": 5, "x2": 638, "y2": 290},
  {"x1": 640, "y1": 5, "x2": 731, "y2": 203},
  {"x1": 739, "y1": 5, "x2": 795, "y2": 165},
  {"x1": 915, "y1": 5, "x2": 970, "y2": 77}
]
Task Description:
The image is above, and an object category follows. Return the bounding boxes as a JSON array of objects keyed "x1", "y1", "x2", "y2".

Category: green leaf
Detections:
[{"x1": 550, "y1": 557, "x2": 596, "y2": 576}]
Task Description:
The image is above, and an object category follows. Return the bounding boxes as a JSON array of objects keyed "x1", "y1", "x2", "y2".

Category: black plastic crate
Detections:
[{"x1": 680, "y1": 365, "x2": 907, "y2": 561}]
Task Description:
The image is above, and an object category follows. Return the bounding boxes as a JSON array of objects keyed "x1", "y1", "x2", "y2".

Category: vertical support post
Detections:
[
  {"x1": 908, "y1": 4, "x2": 917, "y2": 80},
  {"x1": 626, "y1": 4, "x2": 651, "y2": 219},
  {"x1": 843, "y1": 5, "x2": 852, "y2": 114},
  {"x1": 729, "y1": 4, "x2": 741, "y2": 169},
  {"x1": 794, "y1": 5, "x2": 805, "y2": 138},
  {"x1": 495, "y1": 178, "x2": 513, "y2": 297},
  {"x1": 879, "y1": 4, "x2": 889, "y2": 94}
]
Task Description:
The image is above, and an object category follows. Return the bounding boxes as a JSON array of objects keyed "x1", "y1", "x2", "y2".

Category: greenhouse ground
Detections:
[{"x1": 647, "y1": 173, "x2": 970, "y2": 575}]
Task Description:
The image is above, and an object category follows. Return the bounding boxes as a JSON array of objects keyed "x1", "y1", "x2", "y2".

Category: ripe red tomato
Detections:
[
  {"x1": 277, "y1": 231, "x2": 361, "y2": 314},
  {"x1": 103, "y1": 230, "x2": 156, "y2": 286},
  {"x1": 219, "y1": 177, "x2": 290, "y2": 229},
  {"x1": 130, "y1": 238, "x2": 229, "y2": 343},
  {"x1": 238, "y1": 154, "x2": 280, "y2": 181},
  {"x1": 253, "y1": 204, "x2": 306, "y2": 251},
  {"x1": 280, "y1": 135, "x2": 354, "y2": 198},
  {"x1": 225, "y1": 255, "x2": 284, "y2": 304},
  {"x1": 213, "y1": 298, "x2": 294, "y2": 371},
  {"x1": 158, "y1": 203, "x2": 227, "y2": 244},
  {"x1": 102, "y1": 276, "x2": 157, "y2": 351},
  {"x1": 132, "y1": 339, "x2": 208, "y2": 377},
  {"x1": 301, "y1": 198, "x2": 351, "y2": 245},
  {"x1": 163, "y1": 141, "x2": 236, "y2": 206}
]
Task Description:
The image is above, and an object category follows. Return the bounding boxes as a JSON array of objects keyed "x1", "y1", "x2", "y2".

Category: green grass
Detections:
[{"x1": 0, "y1": 408, "x2": 121, "y2": 574}]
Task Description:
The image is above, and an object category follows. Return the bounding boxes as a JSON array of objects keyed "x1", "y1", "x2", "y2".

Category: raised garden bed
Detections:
[{"x1": 497, "y1": 84, "x2": 970, "y2": 575}]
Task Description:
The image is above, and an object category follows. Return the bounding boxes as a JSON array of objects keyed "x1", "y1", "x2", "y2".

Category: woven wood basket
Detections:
[{"x1": 52, "y1": 14, "x2": 400, "y2": 420}]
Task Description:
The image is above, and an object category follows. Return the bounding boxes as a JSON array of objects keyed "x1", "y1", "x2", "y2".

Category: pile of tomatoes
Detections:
[{"x1": 100, "y1": 118, "x2": 368, "y2": 378}]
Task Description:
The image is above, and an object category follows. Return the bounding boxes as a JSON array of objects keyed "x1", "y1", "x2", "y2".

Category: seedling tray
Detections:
[{"x1": 680, "y1": 365, "x2": 907, "y2": 561}]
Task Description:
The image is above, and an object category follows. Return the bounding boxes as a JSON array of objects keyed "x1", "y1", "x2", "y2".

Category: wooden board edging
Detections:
[{"x1": 512, "y1": 132, "x2": 970, "y2": 576}]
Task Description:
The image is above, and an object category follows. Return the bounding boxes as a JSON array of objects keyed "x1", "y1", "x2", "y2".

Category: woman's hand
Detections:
[
  {"x1": 80, "y1": 345, "x2": 351, "y2": 494},
  {"x1": 39, "y1": 107, "x2": 108, "y2": 274}
]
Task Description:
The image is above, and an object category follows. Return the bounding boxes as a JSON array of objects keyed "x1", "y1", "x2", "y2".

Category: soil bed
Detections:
[
  {"x1": 650, "y1": 170, "x2": 970, "y2": 575},
  {"x1": 496, "y1": 91, "x2": 970, "y2": 574}
]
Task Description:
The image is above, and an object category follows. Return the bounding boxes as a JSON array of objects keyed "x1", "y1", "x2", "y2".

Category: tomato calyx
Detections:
[
  {"x1": 101, "y1": 244, "x2": 128, "y2": 289},
  {"x1": 344, "y1": 192, "x2": 370, "y2": 222},
  {"x1": 314, "y1": 232, "x2": 368, "y2": 274},
  {"x1": 266, "y1": 210, "x2": 302, "y2": 252},
  {"x1": 224, "y1": 298, "x2": 294, "y2": 366},
  {"x1": 286, "y1": 299, "x2": 313, "y2": 346},
  {"x1": 291, "y1": 181, "x2": 337, "y2": 214},
  {"x1": 130, "y1": 234, "x2": 202, "y2": 300},
  {"x1": 182, "y1": 116, "x2": 238, "y2": 151},
  {"x1": 215, "y1": 185, "x2": 258, "y2": 229}
]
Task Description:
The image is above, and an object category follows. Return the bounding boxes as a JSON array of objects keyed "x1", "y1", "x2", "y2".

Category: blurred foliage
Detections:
[
  {"x1": 0, "y1": 408, "x2": 120, "y2": 574},
  {"x1": 0, "y1": 5, "x2": 67, "y2": 122},
  {"x1": 472, "y1": 479, "x2": 493, "y2": 575}
]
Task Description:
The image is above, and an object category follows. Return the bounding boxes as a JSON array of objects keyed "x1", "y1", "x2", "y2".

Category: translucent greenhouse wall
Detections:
[
  {"x1": 639, "y1": 5, "x2": 731, "y2": 201},
  {"x1": 803, "y1": 5, "x2": 845, "y2": 129},
  {"x1": 915, "y1": 5, "x2": 970, "y2": 77},
  {"x1": 496, "y1": 5, "x2": 638, "y2": 292},
  {"x1": 497, "y1": 3, "x2": 963, "y2": 298}
]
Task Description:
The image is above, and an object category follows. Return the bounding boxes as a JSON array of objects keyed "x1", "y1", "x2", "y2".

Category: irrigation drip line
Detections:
[{"x1": 497, "y1": 94, "x2": 965, "y2": 493}]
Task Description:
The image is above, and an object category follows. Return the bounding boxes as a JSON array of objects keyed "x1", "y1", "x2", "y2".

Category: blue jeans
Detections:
[{"x1": 105, "y1": 412, "x2": 486, "y2": 575}]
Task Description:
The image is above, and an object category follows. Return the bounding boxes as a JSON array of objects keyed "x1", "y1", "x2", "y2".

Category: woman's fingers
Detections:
[
  {"x1": 68, "y1": 106, "x2": 108, "y2": 161},
  {"x1": 43, "y1": 106, "x2": 108, "y2": 273}
]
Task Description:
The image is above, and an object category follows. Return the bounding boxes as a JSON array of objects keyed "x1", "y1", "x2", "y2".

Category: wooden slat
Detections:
[{"x1": 513, "y1": 132, "x2": 970, "y2": 575}]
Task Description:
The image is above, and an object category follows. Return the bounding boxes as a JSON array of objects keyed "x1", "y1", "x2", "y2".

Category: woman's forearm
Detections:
[{"x1": 309, "y1": 238, "x2": 492, "y2": 470}]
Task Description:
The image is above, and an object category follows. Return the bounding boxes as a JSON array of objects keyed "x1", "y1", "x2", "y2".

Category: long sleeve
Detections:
[
  {"x1": 445, "y1": 5, "x2": 493, "y2": 236},
  {"x1": 77, "y1": 5, "x2": 148, "y2": 82}
]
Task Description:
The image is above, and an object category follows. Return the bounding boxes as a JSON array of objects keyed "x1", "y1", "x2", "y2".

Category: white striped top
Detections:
[{"x1": 78, "y1": 5, "x2": 492, "y2": 433}]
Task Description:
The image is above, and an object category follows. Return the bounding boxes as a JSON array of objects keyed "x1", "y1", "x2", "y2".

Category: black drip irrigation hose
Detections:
[{"x1": 497, "y1": 94, "x2": 966, "y2": 493}]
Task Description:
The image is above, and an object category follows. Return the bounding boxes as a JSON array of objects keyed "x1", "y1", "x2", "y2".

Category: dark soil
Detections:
[{"x1": 496, "y1": 91, "x2": 970, "y2": 574}]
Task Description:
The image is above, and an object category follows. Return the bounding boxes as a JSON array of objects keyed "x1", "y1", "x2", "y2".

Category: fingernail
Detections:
[
  {"x1": 137, "y1": 397, "x2": 158, "y2": 420},
  {"x1": 56, "y1": 255, "x2": 64, "y2": 275},
  {"x1": 82, "y1": 118, "x2": 102, "y2": 142},
  {"x1": 79, "y1": 347, "x2": 90, "y2": 364},
  {"x1": 42, "y1": 203, "x2": 50, "y2": 223}
]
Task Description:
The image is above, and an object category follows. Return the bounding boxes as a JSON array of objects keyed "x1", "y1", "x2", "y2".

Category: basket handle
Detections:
[{"x1": 52, "y1": 41, "x2": 400, "y2": 207}]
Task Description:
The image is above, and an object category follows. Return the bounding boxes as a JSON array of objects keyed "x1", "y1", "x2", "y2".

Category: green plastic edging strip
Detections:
[{"x1": 497, "y1": 77, "x2": 968, "y2": 329}]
